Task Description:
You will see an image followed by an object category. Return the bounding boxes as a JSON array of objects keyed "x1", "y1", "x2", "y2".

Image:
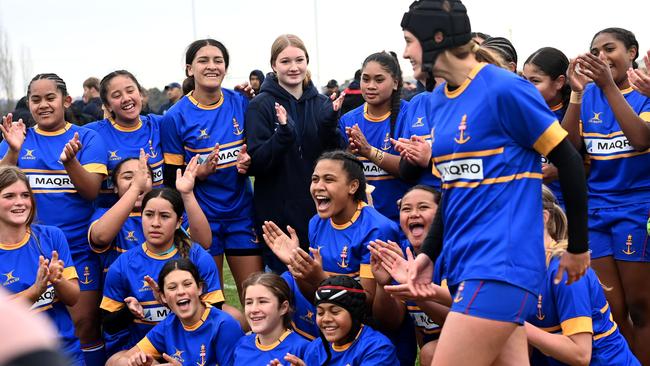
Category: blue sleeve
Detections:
[
  {"x1": 160, "y1": 112, "x2": 185, "y2": 166},
  {"x1": 495, "y1": 76, "x2": 567, "y2": 156},
  {"x1": 245, "y1": 99, "x2": 296, "y2": 175},
  {"x1": 549, "y1": 260, "x2": 593, "y2": 336},
  {"x1": 101, "y1": 258, "x2": 127, "y2": 310},
  {"x1": 191, "y1": 245, "x2": 224, "y2": 305},
  {"x1": 78, "y1": 128, "x2": 108, "y2": 173},
  {"x1": 0, "y1": 140, "x2": 8, "y2": 157},
  {"x1": 303, "y1": 340, "x2": 324, "y2": 366},
  {"x1": 143, "y1": 320, "x2": 167, "y2": 354},
  {"x1": 215, "y1": 315, "x2": 245, "y2": 366}
]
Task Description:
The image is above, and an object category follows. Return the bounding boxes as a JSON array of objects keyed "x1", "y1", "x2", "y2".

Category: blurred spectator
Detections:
[
  {"x1": 10, "y1": 97, "x2": 35, "y2": 128},
  {"x1": 401, "y1": 79, "x2": 419, "y2": 101},
  {"x1": 341, "y1": 70, "x2": 364, "y2": 115},
  {"x1": 70, "y1": 77, "x2": 104, "y2": 124},
  {"x1": 324, "y1": 79, "x2": 339, "y2": 96},
  {"x1": 158, "y1": 82, "x2": 182, "y2": 114},
  {"x1": 249, "y1": 69, "x2": 265, "y2": 95}
]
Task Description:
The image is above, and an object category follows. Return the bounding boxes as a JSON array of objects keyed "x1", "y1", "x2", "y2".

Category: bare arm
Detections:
[
  {"x1": 525, "y1": 322, "x2": 592, "y2": 366},
  {"x1": 176, "y1": 155, "x2": 211, "y2": 249}
]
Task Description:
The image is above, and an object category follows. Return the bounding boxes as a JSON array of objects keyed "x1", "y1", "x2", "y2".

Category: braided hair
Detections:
[
  {"x1": 27, "y1": 73, "x2": 68, "y2": 97},
  {"x1": 361, "y1": 51, "x2": 403, "y2": 138}
]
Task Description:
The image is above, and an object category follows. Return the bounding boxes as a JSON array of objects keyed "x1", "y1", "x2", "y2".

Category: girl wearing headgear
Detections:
[
  {"x1": 270, "y1": 275, "x2": 398, "y2": 366},
  {"x1": 562, "y1": 27, "x2": 650, "y2": 364},
  {"x1": 398, "y1": 0, "x2": 590, "y2": 364}
]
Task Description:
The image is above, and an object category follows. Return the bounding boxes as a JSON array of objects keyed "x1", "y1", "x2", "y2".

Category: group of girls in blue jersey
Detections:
[{"x1": 1, "y1": 0, "x2": 650, "y2": 365}]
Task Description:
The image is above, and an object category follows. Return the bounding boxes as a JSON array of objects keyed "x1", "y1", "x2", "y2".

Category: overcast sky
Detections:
[{"x1": 1, "y1": 0, "x2": 649, "y2": 99}]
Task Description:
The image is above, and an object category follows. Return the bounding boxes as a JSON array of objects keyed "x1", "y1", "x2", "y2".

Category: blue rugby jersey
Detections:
[
  {"x1": 100, "y1": 243, "x2": 223, "y2": 349},
  {"x1": 580, "y1": 84, "x2": 650, "y2": 208},
  {"x1": 85, "y1": 114, "x2": 164, "y2": 207},
  {"x1": 528, "y1": 256, "x2": 640, "y2": 366},
  {"x1": 281, "y1": 271, "x2": 318, "y2": 340},
  {"x1": 137, "y1": 305, "x2": 243, "y2": 366},
  {"x1": 308, "y1": 202, "x2": 399, "y2": 280},
  {"x1": 339, "y1": 101, "x2": 413, "y2": 222},
  {"x1": 0, "y1": 225, "x2": 83, "y2": 362},
  {"x1": 0, "y1": 123, "x2": 108, "y2": 252},
  {"x1": 160, "y1": 90, "x2": 254, "y2": 221},
  {"x1": 233, "y1": 329, "x2": 309, "y2": 366},
  {"x1": 428, "y1": 63, "x2": 567, "y2": 294},
  {"x1": 541, "y1": 103, "x2": 567, "y2": 206}
]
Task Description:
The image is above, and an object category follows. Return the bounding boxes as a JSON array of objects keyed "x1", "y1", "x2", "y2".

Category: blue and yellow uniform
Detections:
[
  {"x1": 0, "y1": 123, "x2": 108, "y2": 291},
  {"x1": 0, "y1": 225, "x2": 84, "y2": 365},
  {"x1": 399, "y1": 91, "x2": 441, "y2": 190},
  {"x1": 160, "y1": 91, "x2": 257, "y2": 256},
  {"x1": 528, "y1": 256, "x2": 640, "y2": 366},
  {"x1": 308, "y1": 202, "x2": 399, "y2": 280},
  {"x1": 303, "y1": 325, "x2": 398, "y2": 366},
  {"x1": 339, "y1": 101, "x2": 413, "y2": 222},
  {"x1": 137, "y1": 304, "x2": 243, "y2": 366},
  {"x1": 429, "y1": 63, "x2": 566, "y2": 322},
  {"x1": 541, "y1": 103, "x2": 567, "y2": 207},
  {"x1": 85, "y1": 115, "x2": 164, "y2": 208},
  {"x1": 281, "y1": 271, "x2": 318, "y2": 340},
  {"x1": 233, "y1": 329, "x2": 309, "y2": 366},
  {"x1": 100, "y1": 243, "x2": 224, "y2": 351},
  {"x1": 88, "y1": 209, "x2": 144, "y2": 277},
  {"x1": 579, "y1": 84, "x2": 650, "y2": 261}
]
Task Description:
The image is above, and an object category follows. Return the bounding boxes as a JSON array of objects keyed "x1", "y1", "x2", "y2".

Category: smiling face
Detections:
[
  {"x1": 522, "y1": 63, "x2": 565, "y2": 107},
  {"x1": 590, "y1": 32, "x2": 637, "y2": 87},
  {"x1": 316, "y1": 302, "x2": 353, "y2": 345},
  {"x1": 105, "y1": 75, "x2": 143, "y2": 124},
  {"x1": 161, "y1": 269, "x2": 204, "y2": 323},
  {"x1": 0, "y1": 181, "x2": 33, "y2": 228},
  {"x1": 272, "y1": 46, "x2": 308, "y2": 89},
  {"x1": 399, "y1": 189, "x2": 437, "y2": 252},
  {"x1": 403, "y1": 30, "x2": 425, "y2": 81},
  {"x1": 361, "y1": 61, "x2": 397, "y2": 107},
  {"x1": 187, "y1": 45, "x2": 227, "y2": 92},
  {"x1": 28, "y1": 79, "x2": 71, "y2": 131},
  {"x1": 142, "y1": 197, "x2": 180, "y2": 248},
  {"x1": 310, "y1": 159, "x2": 359, "y2": 221},
  {"x1": 244, "y1": 284, "x2": 289, "y2": 336}
]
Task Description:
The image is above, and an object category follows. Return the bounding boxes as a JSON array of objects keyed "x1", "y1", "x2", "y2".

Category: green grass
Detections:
[{"x1": 222, "y1": 261, "x2": 242, "y2": 311}]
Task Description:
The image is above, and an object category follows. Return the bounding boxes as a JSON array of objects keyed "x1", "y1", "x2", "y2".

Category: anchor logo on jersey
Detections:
[
  {"x1": 80, "y1": 266, "x2": 93, "y2": 285},
  {"x1": 232, "y1": 117, "x2": 244, "y2": 136},
  {"x1": 381, "y1": 132, "x2": 391, "y2": 151},
  {"x1": 147, "y1": 139, "x2": 158, "y2": 158},
  {"x1": 171, "y1": 349, "x2": 185, "y2": 363},
  {"x1": 21, "y1": 149, "x2": 36, "y2": 160},
  {"x1": 2, "y1": 270, "x2": 19, "y2": 286},
  {"x1": 453, "y1": 281, "x2": 465, "y2": 303},
  {"x1": 622, "y1": 234, "x2": 635, "y2": 255},
  {"x1": 125, "y1": 231, "x2": 138, "y2": 242},
  {"x1": 536, "y1": 294, "x2": 545, "y2": 320},
  {"x1": 454, "y1": 115, "x2": 471, "y2": 144},
  {"x1": 588, "y1": 112, "x2": 603, "y2": 123},
  {"x1": 337, "y1": 246, "x2": 349, "y2": 269},
  {"x1": 196, "y1": 344, "x2": 206, "y2": 366},
  {"x1": 300, "y1": 309, "x2": 315, "y2": 324},
  {"x1": 198, "y1": 129, "x2": 210, "y2": 140},
  {"x1": 109, "y1": 150, "x2": 121, "y2": 161},
  {"x1": 412, "y1": 117, "x2": 425, "y2": 128}
]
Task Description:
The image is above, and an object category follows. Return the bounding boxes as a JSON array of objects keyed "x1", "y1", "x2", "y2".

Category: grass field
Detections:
[{"x1": 222, "y1": 261, "x2": 242, "y2": 310}]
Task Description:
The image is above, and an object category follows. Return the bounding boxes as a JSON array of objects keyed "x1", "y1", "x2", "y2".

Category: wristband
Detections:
[{"x1": 570, "y1": 90, "x2": 583, "y2": 104}]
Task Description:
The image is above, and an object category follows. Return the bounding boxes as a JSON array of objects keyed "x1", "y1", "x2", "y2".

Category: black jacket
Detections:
[{"x1": 246, "y1": 74, "x2": 344, "y2": 248}]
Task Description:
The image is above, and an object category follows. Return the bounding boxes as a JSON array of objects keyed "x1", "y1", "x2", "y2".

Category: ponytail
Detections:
[
  {"x1": 174, "y1": 228, "x2": 192, "y2": 259},
  {"x1": 361, "y1": 51, "x2": 403, "y2": 137}
]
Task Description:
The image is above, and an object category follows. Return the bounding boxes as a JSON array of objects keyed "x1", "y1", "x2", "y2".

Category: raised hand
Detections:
[
  {"x1": 133, "y1": 149, "x2": 152, "y2": 195},
  {"x1": 262, "y1": 221, "x2": 300, "y2": 265},
  {"x1": 346, "y1": 124, "x2": 372, "y2": 158},
  {"x1": 628, "y1": 55, "x2": 650, "y2": 97},
  {"x1": 46, "y1": 251, "x2": 64, "y2": 285},
  {"x1": 176, "y1": 154, "x2": 199, "y2": 194},
  {"x1": 407, "y1": 248, "x2": 435, "y2": 297},
  {"x1": 576, "y1": 52, "x2": 615, "y2": 90},
  {"x1": 0, "y1": 113, "x2": 26, "y2": 152},
  {"x1": 288, "y1": 247, "x2": 326, "y2": 286},
  {"x1": 60, "y1": 132, "x2": 82, "y2": 163},
  {"x1": 391, "y1": 135, "x2": 431, "y2": 168},
  {"x1": 159, "y1": 353, "x2": 182, "y2": 366},
  {"x1": 143, "y1": 275, "x2": 163, "y2": 305},
  {"x1": 196, "y1": 143, "x2": 220, "y2": 180},
  {"x1": 275, "y1": 103, "x2": 288, "y2": 125},
  {"x1": 567, "y1": 58, "x2": 592, "y2": 93},
  {"x1": 368, "y1": 240, "x2": 408, "y2": 284},
  {"x1": 124, "y1": 297, "x2": 145, "y2": 319},
  {"x1": 234, "y1": 81, "x2": 255, "y2": 99},
  {"x1": 236, "y1": 144, "x2": 251, "y2": 174},
  {"x1": 330, "y1": 91, "x2": 346, "y2": 112},
  {"x1": 30, "y1": 255, "x2": 50, "y2": 298}
]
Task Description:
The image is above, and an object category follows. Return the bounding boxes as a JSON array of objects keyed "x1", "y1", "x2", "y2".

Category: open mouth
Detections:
[
  {"x1": 315, "y1": 195, "x2": 332, "y2": 211},
  {"x1": 177, "y1": 299, "x2": 191, "y2": 311},
  {"x1": 204, "y1": 73, "x2": 220, "y2": 79},
  {"x1": 249, "y1": 315, "x2": 265, "y2": 322},
  {"x1": 408, "y1": 222, "x2": 425, "y2": 237},
  {"x1": 38, "y1": 111, "x2": 53, "y2": 118},
  {"x1": 121, "y1": 102, "x2": 135, "y2": 111}
]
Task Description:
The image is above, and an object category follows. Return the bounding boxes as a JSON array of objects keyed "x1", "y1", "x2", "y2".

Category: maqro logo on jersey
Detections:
[
  {"x1": 28, "y1": 174, "x2": 74, "y2": 189},
  {"x1": 198, "y1": 145, "x2": 241, "y2": 167},
  {"x1": 437, "y1": 159, "x2": 484, "y2": 182},
  {"x1": 362, "y1": 161, "x2": 387, "y2": 177},
  {"x1": 585, "y1": 136, "x2": 633, "y2": 155},
  {"x1": 31, "y1": 286, "x2": 56, "y2": 310}
]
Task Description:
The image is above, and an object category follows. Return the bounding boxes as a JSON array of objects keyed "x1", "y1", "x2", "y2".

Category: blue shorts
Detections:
[
  {"x1": 449, "y1": 280, "x2": 535, "y2": 325},
  {"x1": 208, "y1": 217, "x2": 262, "y2": 256},
  {"x1": 588, "y1": 202, "x2": 650, "y2": 261},
  {"x1": 71, "y1": 249, "x2": 102, "y2": 291}
]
